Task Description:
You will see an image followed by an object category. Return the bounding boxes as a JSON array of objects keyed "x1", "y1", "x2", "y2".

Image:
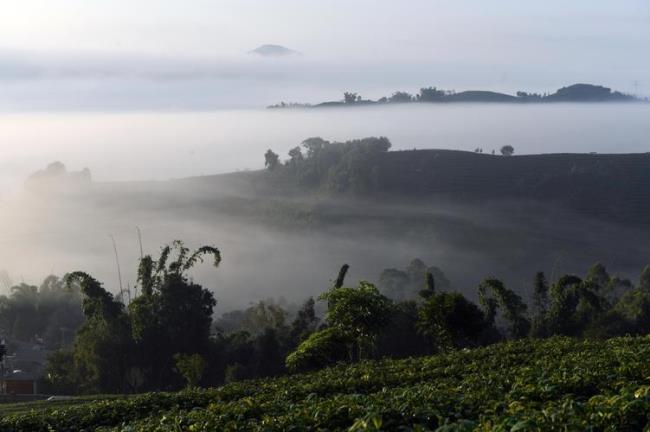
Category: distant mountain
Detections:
[
  {"x1": 249, "y1": 44, "x2": 300, "y2": 57},
  {"x1": 269, "y1": 83, "x2": 642, "y2": 108},
  {"x1": 545, "y1": 83, "x2": 632, "y2": 102}
]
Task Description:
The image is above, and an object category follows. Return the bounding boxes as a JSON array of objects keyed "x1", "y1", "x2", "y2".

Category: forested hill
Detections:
[{"x1": 250, "y1": 139, "x2": 650, "y2": 226}]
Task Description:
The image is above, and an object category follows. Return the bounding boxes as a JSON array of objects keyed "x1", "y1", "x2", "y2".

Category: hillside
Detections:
[
  {"x1": 186, "y1": 149, "x2": 650, "y2": 226},
  {"x1": 23, "y1": 146, "x2": 650, "y2": 305},
  {"x1": 374, "y1": 150, "x2": 650, "y2": 225},
  {"x1": 0, "y1": 337, "x2": 648, "y2": 431}
]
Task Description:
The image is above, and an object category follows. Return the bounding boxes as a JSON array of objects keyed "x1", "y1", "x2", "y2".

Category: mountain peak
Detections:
[{"x1": 249, "y1": 44, "x2": 300, "y2": 57}]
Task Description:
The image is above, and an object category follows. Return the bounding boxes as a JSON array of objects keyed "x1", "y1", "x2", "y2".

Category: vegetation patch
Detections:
[{"x1": 1, "y1": 337, "x2": 649, "y2": 431}]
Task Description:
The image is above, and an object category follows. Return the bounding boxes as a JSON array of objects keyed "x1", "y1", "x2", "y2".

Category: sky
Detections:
[{"x1": 0, "y1": 0, "x2": 649, "y2": 108}]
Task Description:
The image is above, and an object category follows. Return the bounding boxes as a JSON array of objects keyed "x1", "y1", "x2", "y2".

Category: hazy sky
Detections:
[{"x1": 1, "y1": 0, "x2": 649, "y2": 108}]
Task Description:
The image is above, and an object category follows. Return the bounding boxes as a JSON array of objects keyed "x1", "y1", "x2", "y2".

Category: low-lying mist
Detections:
[
  {"x1": 2, "y1": 104, "x2": 650, "y2": 313},
  {"x1": 2, "y1": 168, "x2": 649, "y2": 315},
  {"x1": 1, "y1": 103, "x2": 649, "y2": 195}
]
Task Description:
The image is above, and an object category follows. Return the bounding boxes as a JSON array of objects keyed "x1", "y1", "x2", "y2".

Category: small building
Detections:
[
  {"x1": 0, "y1": 340, "x2": 49, "y2": 395},
  {"x1": 2, "y1": 370, "x2": 38, "y2": 395}
]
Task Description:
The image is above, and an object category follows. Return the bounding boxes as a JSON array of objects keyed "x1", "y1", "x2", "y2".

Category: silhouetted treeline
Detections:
[
  {"x1": 263, "y1": 136, "x2": 391, "y2": 194},
  {"x1": 268, "y1": 84, "x2": 639, "y2": 109},
  {"x1": 0, "y1": 276, "x2": 83, "y2": 349},
  {"x1": 286, "y1": 260, "x2": 650, "y2": 372},
  {"x1": 25, "y1": 241, "x2": 650, "y2": 395}
]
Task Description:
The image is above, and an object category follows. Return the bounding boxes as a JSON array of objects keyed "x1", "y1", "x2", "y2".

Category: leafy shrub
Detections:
[{"x1": 285, "y1": 327, "x2": 350, "y2": 372}]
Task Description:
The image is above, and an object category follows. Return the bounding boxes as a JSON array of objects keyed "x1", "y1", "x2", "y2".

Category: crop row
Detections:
[{"x1": 0, "y1": 336, "x2": 648, "y2": 431}]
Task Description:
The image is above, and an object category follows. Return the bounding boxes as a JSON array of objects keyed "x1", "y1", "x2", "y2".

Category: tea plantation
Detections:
[{"x1": 1, "y1": 336, "x2": 649, "y2": 431}]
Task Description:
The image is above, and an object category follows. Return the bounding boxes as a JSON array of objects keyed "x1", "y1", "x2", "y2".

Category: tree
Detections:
[
  {"x1": 301, "y1": 137, "x2": 328, "y2": 159},
  {"x1": 287, "y1": 271, "x2": 393, "y2": 371},
  {"x1": 253, "y1": 328, "x2": 285, "y2": 377},
  {"x1": 532, "y1": 272, "x2": 549, "y2": 315},
  {"x1": 419, "y1": 272, "x2": 436, "y2": 300},
  {"x1": 264, "y1": 149, "x2": 280, "y2": 171},
  {"x1": 67, "y1": 272, "x2": 133, "y2": 394},
  {"x1": 287, "y1": 146, "x2": 304, "y2": 170},
  {"x1": 389, "y1": 91, "x2": 413, "y2": 103},
  {"x1": 546, "y1": 275, "x2": 583, "y2": 336},
  {"x1": 639, "y1": 266, "x2": 650, "y2": 294},
  {"x1": 478, "y1": 278, "x2": 530, "y2": 338},
  {"x1": 319, "y1": 281, "x2": 392, "y2": 361},
  {"x1": 42, "y1": 350, "x2": 77, "y2": 394},
  {"x1": 334, "y1": 264, "x2": 349, "y2": 289},
  {"x1": 584, "y1": 262, "x2": 631, "y2": 303},
  {"x1": 585, "y1": 263, "x2": 610, "y2": 292},
  {"x1": 130, "y1": 241, "x2": 220, "y2": 390},
  {"x1": 614, "y1": 287, "x2": 650, "y2": 335},
  {"x1": 418, "y1": 292, "x2": 489, "y2": 352},
  {"x1": 174, "y1": 353, "x2": 206, "y2": 388},
  {"x1": 418, "y1": 87, "x2": 445, "y2": 102},
  {"x1": 289, "y1": 298, "x2": 319, "y2": 345},
  {"x1": 343, "y1": 92, "x2": 360, "y2": 104},
  {"x1": 237, "y1": 301, "x2": 287, "y2": 335},
  {"x1": 377, "y1": 301, "x2": 429, "y2": 358},
  {"x1": 500, "y1": 145, "x2": 514, "y2": 156}
]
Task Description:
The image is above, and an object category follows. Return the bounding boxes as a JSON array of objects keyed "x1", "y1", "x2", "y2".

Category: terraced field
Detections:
[{"x1": 0, "y1": 336, "x2": 649, "y2": 431}]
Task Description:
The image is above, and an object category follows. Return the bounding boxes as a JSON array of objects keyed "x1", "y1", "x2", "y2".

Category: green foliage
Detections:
[
  {"x1": 545, "y1": 274, "x2": 583, "y2": 335},
  {"x1": 43, "y1": 241, "x2": 221, "y2": 394},
  {"x1": 478, "y1": 278, "x2": 530, "y2": 338},
  {"x1": 614, "y1": 288, "x2": 650, "y2": 334},
  {"x1": 35, "y1": 249, "x2": 650, "y2": 403},
  {"x1": 319, "y1": 281, "x2": 392, "y2": 360},
  {"x1": 376, "y1": 300, "x2": 430, "y2": 359},
  {"x1": 213, "y1": 304, "x2": 305, "y2": 384},
  {"x1": 129, "y1": 241, "x2": 218, "y2": 391},
  {"x1": 266, "y1": 136, "x2": 391, "y2": 193},
  {"x1": 417, "y1": 292, "x2": 491, "y2": 351},
  {"x1": 42, "y1": 350, "x2": 77, "y2": 395},
  {"x1": 285, "y1": 326, "x2": 351, "y2": 372},
  {"x1": 173, "y1": 353, "x2": 206, "y2": 388},
  {"x1": 286, "y1": 276, "x2": 392, "y2": 372},
  {"x1": 3, "y1": 337, "x2": 650, "y2": 431},
  {"x1": 528, "y1": 263, "x2": 639, "y2": 340},
  {"x1": 68, "y1": 272, "x2": 133, "y2": 394},
  {"x1": 289, "y1": 297, "x2": 319, "y2": 345},
  {"x1": 0, "y1": 275, "x2": 83, "y2": 348},
  {"x1": 584, "y1": 262, "x2": 632, "y2": 303}
]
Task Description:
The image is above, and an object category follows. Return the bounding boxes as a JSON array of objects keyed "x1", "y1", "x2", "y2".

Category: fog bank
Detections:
[{"x1": 1, "y1": 103, "x2": 649, "y2": 195}]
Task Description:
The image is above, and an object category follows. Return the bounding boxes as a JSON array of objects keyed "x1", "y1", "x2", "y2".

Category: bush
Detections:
[{"x1": 285, "y1": 327, "x2": 351, "y2": 372}]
